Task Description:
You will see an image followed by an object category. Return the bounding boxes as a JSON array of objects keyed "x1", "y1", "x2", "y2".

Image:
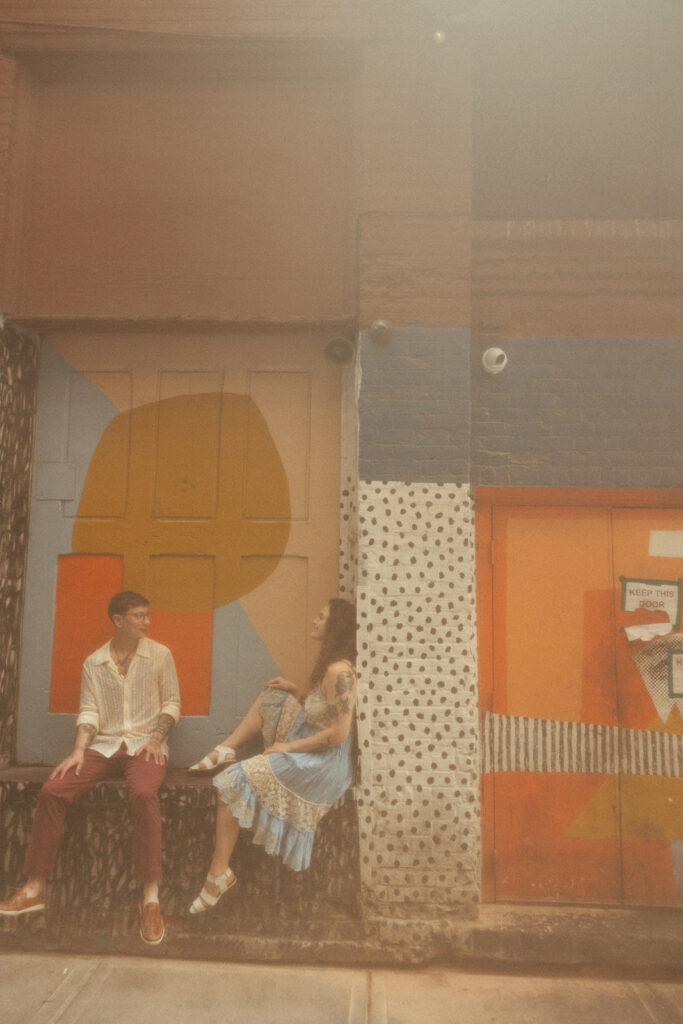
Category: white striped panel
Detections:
[{"x1": 480, "y1": 712, "x2": 683, "y2": 778}]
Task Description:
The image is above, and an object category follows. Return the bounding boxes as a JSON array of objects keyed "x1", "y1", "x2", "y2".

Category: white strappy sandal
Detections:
[
  {"x1": 189, "y1": 868, "x2": 237, "y2": 914},
  {"x1": 188, "y1": 745, "x2": 236, "y2": 773}
]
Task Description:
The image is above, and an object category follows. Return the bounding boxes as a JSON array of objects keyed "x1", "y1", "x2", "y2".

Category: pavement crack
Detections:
[
  {"x1": 32, "y1": 960, "x2": 110, "y2": 1024},
  {"x1": 628, "y1": 981, "x2": 683, "y2": 1024},
  {"x1": 348, "y1": 971, "x2": 371, "y2": 1024},
  {"x1": 367, "y1": 972, "x2": 388, "y2": 1024}
]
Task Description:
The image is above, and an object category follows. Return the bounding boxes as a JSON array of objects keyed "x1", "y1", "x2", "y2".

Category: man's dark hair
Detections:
[{"x1": 108, "y1": 591, "x2": 150, "y2": 621}]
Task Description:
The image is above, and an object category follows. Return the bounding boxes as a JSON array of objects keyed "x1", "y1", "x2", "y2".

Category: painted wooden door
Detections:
[
  {"x1": 480, "y1": 498, "x2": 683, "y2": 906},
  {"x1": 17, "y1": 332, "x2": 342, "y2": 767},
  {"x1": 611, "y1": 510, "x2": 683, "y2": 906}
]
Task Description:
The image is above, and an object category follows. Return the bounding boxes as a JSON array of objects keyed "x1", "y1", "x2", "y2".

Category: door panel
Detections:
[
  {"x1": 49, "y1": 554, "x2": 124, "y2": 713},
  {"x1": 493, "y1": 773, "x2": 621, "y2": 904},
  {"x1": 17, "y1": 333, "x2": 341, "y2": 766},
  {"x1": 612, "y1": 509, "x2": 683, "y2": 905},
  {"x1": 154, "y1": 373, "x2": 223, "y2": 519},
  {"x1": 488, "y1": 506, "x2": 621, "y2": 903},
  {"x1": 493, "y1": 507, "x2": 615, "y2": 723},
  {"x1": 482, "y1": 499, "x2": 683, "y2": 907},
  {"x1": 246, "y1": 372, "x2": 311, "y2": 521}
]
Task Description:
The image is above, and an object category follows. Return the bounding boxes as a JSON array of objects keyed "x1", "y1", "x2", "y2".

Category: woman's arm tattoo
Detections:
[
  {"x1": 154, "y1": 713, "x2": 175, "y2": 739},
  {"x1": 335, "y1": 669, "x2": 355, "y2": 696},
  {"x1": 321, "y1": 703, "x2": 340, "y2": 726}
]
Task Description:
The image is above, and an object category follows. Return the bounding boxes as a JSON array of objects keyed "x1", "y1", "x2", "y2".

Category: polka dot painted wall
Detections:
[{"x1": 354, "y1": 481, "x2": 481, "y2": 924}]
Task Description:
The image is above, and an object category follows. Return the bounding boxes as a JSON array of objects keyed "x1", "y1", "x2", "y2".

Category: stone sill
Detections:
[
  {"x1": 0, "y1": 768, "x2": 363, "y2": 954},
  {"x1": 2, "y1": 905, "x2": 683, "y2": 970},
  {"x1": 0, "y1": 766, "x2": 215, "y2": 788}
]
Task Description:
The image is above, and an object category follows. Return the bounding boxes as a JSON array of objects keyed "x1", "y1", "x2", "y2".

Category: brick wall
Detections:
[
  {"x1": 359, "y1": 326, "x2": 470, "y2": 483},
  {"x1": 0, "y1": 1, "x2": 378, "y2": 38},
  {"x1": 0, "y1": 54, "x2": 17, "y2": 279},
  {"x1": 472, "y1": 336, "x2": 683, "y2": 488},
  {"x1": 2, "y1": 1, "x2": 682, "y2": 956}
]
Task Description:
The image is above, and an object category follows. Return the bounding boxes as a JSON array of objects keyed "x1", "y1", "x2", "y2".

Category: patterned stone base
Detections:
[
  {"x1": 355, "y1": 481, "x2": 481, "y2": 917},
  {"x1": 0, "y1": 770, "x2": 362, "y2": 951}
]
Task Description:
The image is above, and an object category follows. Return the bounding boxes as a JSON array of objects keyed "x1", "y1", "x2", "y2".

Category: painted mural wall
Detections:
[
  {"x1": 17, "y1": 333, "x2": 343, "y2": 767},
  {"x1": 468, "y1": 15, "x2": 683, "y2": 911},
  {"x1": 0, "y1": 3, "x2": 682, "y2": 957},
  {"x1": 477, "y1": 496, "x2": 683, "y2": 907},
  {"x1": 2, "y1": 43, "x2": 355, "y2": 771}
]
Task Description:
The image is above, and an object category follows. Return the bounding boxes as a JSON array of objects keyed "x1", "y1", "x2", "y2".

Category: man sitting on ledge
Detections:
[{"x1": 0, "y1": 590, "x2": 181, "y2": 945}]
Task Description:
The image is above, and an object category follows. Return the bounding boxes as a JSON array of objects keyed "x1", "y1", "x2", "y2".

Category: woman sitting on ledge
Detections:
[{"x1": 187, "y1": 597, "x2": 357, "y2": 913}]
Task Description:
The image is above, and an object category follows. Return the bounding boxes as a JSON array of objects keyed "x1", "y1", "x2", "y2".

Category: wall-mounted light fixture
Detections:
[
  {"x1": 369, "y1": 320, "x2": 393, "y2": 344},
  {"x1": 325, "y1": 337, "x2": 356, "y2": 366}
]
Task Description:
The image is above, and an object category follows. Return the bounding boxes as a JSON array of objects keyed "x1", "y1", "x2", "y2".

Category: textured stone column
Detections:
[
  {"x1": 355, "y1": 327, "x2": 480, "y2": 952},
  {"x1": 0, "y1": 323, "x2": 40, "y2": 767}
]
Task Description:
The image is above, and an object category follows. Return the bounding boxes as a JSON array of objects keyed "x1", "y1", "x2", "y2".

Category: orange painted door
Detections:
[
  {"x1": 482, "y1": 502, "x2": 683, "y2": 906},
  {"x1": 611, "y1": 510, "x2": 683, "y2": 906},
  {"x1": 17, "y1": 332, "x2": 342, "y2": 766},
  {"x1": 485, "y1": 506, "x2": 622, "y2": 904}
]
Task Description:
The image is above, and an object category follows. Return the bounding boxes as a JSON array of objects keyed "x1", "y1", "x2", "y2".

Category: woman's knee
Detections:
[{"x1": 251, "y1": 692, "x2": 265, "y2": 716}]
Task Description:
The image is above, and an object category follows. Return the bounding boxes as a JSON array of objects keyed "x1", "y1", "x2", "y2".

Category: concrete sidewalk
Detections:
[{"x1": 1, "y1": 952, "x2": 682, "y2": 1024}]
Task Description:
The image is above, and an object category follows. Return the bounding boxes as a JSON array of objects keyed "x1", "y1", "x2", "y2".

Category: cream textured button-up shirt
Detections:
[{"x1": 76, "y1": 637, "x2": 181, "y2": 758}]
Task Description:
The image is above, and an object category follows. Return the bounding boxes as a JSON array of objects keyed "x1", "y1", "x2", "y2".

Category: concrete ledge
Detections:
[
  {"x1": 3, "y1": 771, "x2": 682, "y2": 969},
  {"x1": 2, "y1": 900, "x2": 683, "y2": 971},
  {"x1": 0, "y1": 768, "x2": 363, "y2": 952},
  {"x1": 457, "y1": 904, "x2": 683, "y2": 971}
]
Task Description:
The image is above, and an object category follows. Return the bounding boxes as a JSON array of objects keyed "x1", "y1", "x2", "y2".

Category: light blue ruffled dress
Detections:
[{"x1": 212, "y1": 676, "x2": 355, "y2": 871}]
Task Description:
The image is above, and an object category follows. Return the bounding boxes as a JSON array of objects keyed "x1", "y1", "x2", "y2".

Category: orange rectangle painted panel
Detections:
[
  {"x1": 492, "y1": 506, "x2": 614, "y2": 724},
  {"x1": 148, "y1": 609, "x2": 212, "y2": 717},
  {"x1": 50, "y1": 554, "x2": 124, "y2": 713},
  {"x1": 492, "y1": 773, "x2": 621, "y2": 904}
]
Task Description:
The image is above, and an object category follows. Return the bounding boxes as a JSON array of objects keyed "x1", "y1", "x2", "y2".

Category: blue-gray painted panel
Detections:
[
  {"x1": 471, "y1": 336, "x2": 683, "y2": 488},
  {"x1": 171, "y1": 600, "x2": 281, "y2": 768},
  {"x1": 16, "y1": 342, "x2": 119, "y2": 765},
  {"x1": 359, "y1": 325, "x2": 471, "y2": 483}
]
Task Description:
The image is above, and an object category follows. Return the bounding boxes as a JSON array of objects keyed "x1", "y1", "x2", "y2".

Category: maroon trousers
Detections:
[{"x1": 24, "y1": 745, "x2": 166, "y2": 883}]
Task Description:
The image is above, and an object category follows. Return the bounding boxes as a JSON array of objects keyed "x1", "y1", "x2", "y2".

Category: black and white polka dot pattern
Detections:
[
  {"x1": 339, "y1": 472, "x2": 358, "y2": 597},
  {"x1": 354, "y1": 482, "x2": 480, "y2": 917}
]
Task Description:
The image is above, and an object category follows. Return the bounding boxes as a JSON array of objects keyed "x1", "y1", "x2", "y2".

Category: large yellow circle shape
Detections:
[{"x1": 72, "y1": 392, "x2": 291, "y2": 612}]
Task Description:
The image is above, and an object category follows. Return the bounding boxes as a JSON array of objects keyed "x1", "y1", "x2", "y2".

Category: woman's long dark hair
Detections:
[{"x1": 309, "y1": 597, "x2": 357, "y2": 688}]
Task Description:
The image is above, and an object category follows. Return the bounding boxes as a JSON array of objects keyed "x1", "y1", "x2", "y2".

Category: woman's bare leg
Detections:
[
  {"x1": 208, "y1": 800, "x2": 241, "y2": 877},
  {"x1": 190, "y1": 693, "x2": 270, "y2": 771},
  {"x1": 189, "y1": 799, "x2": 240, "y2": 911},
  {"x1": 218, "y1": 693, "x2": 265, "y2": 750}
]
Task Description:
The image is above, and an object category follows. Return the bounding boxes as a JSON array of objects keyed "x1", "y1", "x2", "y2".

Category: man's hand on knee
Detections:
[
  {"x1": 135, "y1": 739, "x2": 166, "y2": 766},
  {"x1": 50, "y1": 749, "x2": 85, "y2": 780}
]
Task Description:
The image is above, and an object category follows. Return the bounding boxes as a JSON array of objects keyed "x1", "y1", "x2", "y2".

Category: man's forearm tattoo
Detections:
[
  {"x1": 76, "y1": 724, "x2": 96, "y2": 750},
  {"x1": 153, "y1": 713, "x2": 175, "y2": 739}
]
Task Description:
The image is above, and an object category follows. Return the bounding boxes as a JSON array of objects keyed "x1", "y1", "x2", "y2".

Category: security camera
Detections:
[{"x1": 482, "y1": 347, "x2": 508, "y2": 375}]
